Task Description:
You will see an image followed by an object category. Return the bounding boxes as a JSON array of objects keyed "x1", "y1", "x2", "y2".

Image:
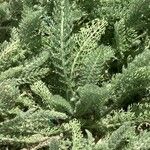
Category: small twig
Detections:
[
  {"x1": 0, "y1": 26, "x2": 11, "y2": 30},
  {"x1": 30, "y1": 136, "x2": 60, "y2": 150}
]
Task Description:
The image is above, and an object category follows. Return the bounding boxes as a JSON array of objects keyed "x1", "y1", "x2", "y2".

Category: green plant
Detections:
[{"x1": 0, "y1": 0, "x2": 150, "y2": 149}]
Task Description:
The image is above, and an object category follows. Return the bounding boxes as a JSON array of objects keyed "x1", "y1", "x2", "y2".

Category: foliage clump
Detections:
[{"x1": 0, "y1": 0, "x2": 150, "y2": 149}]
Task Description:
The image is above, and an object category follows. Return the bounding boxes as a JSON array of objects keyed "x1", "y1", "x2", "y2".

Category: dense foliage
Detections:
[{"x1": 0, "y1": 0, "x2": 150, "y2": 149}]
